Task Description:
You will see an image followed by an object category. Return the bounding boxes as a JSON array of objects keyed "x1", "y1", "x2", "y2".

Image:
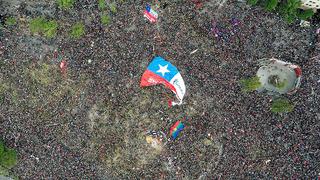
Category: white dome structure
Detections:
[{"x1": 300, "y1": 0, "x2": 320, "y2": 10}]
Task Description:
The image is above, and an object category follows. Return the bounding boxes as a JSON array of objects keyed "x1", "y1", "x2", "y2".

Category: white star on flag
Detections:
[{"x1": 157, "y1": 64, "x2": 170, "y2": 76}]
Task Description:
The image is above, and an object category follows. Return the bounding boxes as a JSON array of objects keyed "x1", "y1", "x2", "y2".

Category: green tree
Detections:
[
  {"x1": 0, "y1": 141, "x2": 4, "y2": 157},
  {"x1": 98, "y1": 0, "x2": 106, "y2": 10},
  {"x1": 249, "y1": 0, "x2": 315, "y2": 23},
  {"x1": 43, "y1": 20, "x2": 58, "y2": 38},
  {"x1": 247, "y1": 0, "x2": 259, "y2": 5},
  {"x1": 278, "y1": 0, "x2": 301, "y2": 23},
  {"x1": 265, "y1": 0, "x2": 278, "y2": 11},
  {"x1": 240, "y1": 76, "x2": 262, "y2": 92},
  {"x1": 297, "y1": 9, "x2": 315, "y2": 20},
  {"x1": 109, "y1": 2, "x2": 117, "y2": 13},
  {"x1": 30, "y1": 17, "x2": 58, "y2": 38},
  {"x1": 5, "y1": 17, "x2": 17, "y2": 26},
  {"x1": 0, "y1": 148, "x2": 17, "y2": 169},
  {"x1": 30, "y1": 17, "x2": 44, "y2": 33},
  {"x1": 101, "y1": 14, "x2": 111, "y2": 26},
  {"x1": 70, "y1": 22, "x2": 85, "y2": 38},
  {"x1": 57, "y1": 0, "x2": 75, "y2": 9},
  {"x1": 0, "y1": 165, "x2": 9, "y2": 176},
  {"x1": 271, "y1": 98, "x2": 294, "y2": 113}
]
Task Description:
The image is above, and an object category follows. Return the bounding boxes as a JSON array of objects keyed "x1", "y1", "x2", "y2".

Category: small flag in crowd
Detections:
[
  {"x1": 144, "y1": 4, "x2": 158, "y2": 23},
  {"x1": 60, "y1": 60, "x2": 67, "y2": 77},
  {"x1": 191, "y1": 0, "x2": 204, "y2": 9},
  {"x1": 294, "y1": 67, "x2": 302, "y2": 77},
  {"x1": 170, "y1": 121, "x2": 185, "y2": 140}
]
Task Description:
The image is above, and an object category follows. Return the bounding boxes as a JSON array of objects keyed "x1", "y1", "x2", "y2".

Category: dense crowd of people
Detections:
[{"x1": 0, "y1": 0, "x2": 319, "y2": 179}]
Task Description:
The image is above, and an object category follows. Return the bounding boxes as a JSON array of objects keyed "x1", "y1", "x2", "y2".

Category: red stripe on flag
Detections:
[
  {"x1": 170, "y1": 121, "x2": 181, "y2": 134},
  {"x1": 140, "y1": 69, "x2": 177, "y2": 93},
  {"x1": 144, "y1": 11, "x2": 156, "y2": 23},
  {"x1": 294, "y1": 67, "x2": 302, "y2": 77}
]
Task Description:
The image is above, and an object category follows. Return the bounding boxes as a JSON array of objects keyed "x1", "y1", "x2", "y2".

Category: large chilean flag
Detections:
[{"x1": 140, "y1": 56, "x2": 186, "y2": 106}]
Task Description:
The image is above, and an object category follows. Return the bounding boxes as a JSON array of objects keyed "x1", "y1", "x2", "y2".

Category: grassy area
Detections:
[
  {"x1": 57, "y1": 0, "x2": 75, "y2": 9},
  {"x1": 0, "y1": 80, "x2": 19, "y2": 106},
  {"x1": 0, "y1": 140, "x2": 17, "y2": 179},
  {"x1": 240, "y1": 76, "x2": 262, "y2": 92},
  {"x1": 23, "y1": 62, "x2": 87, "y2": 107},
  {"x1": 5, "y1": 17, "x2": 17, "y2": 26},
  {"x1": 98, "y1": 0, "x2": 106, "y2": 10},
  {"x1": 0, "y1": 140, "x2": 17, "y2": 170},
  {"x1": 109, "y1": 2, "x2": 117, "y2": 14},
  {"x1": 70, "y1": 22, "x2": 85, "y2": 39},
  {"x1": 275, "y1": 79, "x2": 287, "y2": 89},
  {"x1": 29, "y1": 17, "x2": 58, "y2": 38},
  {"x1": 27, "y1": 63, "x2": 56, "y2": 86},
  {"x1": 0, "y1": 149, "x2": 17, "y2": 169},
  {"x1": 101, "y1": 14, "x2": 111, "y2": 26},
  {"x1": 271, "y1": 98, "x2": 294, "y2": 113}
]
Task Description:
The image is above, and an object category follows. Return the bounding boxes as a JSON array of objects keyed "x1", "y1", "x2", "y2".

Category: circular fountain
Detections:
[{"x1": 257, "y1": 58, "x2": 302, "y2": 95}]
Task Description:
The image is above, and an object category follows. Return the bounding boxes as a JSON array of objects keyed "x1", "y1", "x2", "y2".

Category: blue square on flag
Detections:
[{"x1": 140, "y1": 56, "x2": 186, "y2": 106}]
